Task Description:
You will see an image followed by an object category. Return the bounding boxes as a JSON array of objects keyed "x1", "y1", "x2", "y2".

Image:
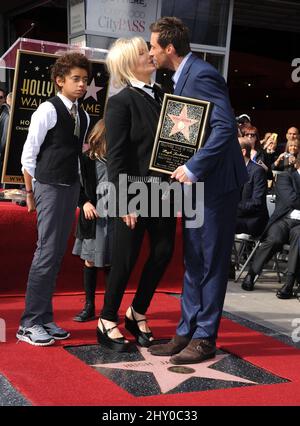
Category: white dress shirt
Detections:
[
  {"x1": 129, "y1": 79, "x2": 155, "y2": 99},
  {"x1": 21, "y1": 92, "x2": 90, "y2": 178},
  {"x1": 172, "y1": 51, "x2": 192, "y2": 90}
]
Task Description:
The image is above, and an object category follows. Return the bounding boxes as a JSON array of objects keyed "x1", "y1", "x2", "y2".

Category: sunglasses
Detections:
[
  {"x1": 0, "y1": 96, "x2": 4, "y2": 99},
  {"x1": 245, "y1": 133, "x2": 256, "y2": 137}
]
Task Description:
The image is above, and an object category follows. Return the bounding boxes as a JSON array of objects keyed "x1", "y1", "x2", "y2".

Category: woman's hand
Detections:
[
  {"x1": 288, "y1": 155, "x2": 296, "y2": 165},
  {"x1": 274, "y1": 153, "x2": 285, "y2": 166},
  {"x1": 26, "y1": 193, "x2": 36, "y2": 213},
  {"x1": 83, "y1": 201, "x2": 99, "y2": 220},
  {"x1": 122, "y1": 213, "x2": 138, "y2": 229}
]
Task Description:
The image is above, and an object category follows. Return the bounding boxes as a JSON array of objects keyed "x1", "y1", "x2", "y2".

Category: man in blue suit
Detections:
[{"x1": 149, "y1": 17, "x2": 248, "y2": 364}]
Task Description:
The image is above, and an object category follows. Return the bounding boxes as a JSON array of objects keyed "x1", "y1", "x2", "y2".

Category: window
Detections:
[{"x1": 161, "y1": 0, "x2": 230, "y2": 47}]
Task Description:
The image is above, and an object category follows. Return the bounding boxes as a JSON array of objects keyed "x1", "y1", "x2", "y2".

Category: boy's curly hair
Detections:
[{"x1": 51, "y1": 52, "x2": 91, "y2": 90}]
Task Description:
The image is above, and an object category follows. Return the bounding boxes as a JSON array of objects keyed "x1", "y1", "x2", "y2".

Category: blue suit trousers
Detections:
[{"x1": 177, "y1": 187, "x2": 240, "y2": 339}]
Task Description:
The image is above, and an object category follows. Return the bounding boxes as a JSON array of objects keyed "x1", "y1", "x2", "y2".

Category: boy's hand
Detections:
[
  {"x1": 122, "y1": 213, "x2": 137, "y2": 229},
  {"x1": 26, "y1": 193, "x2": 36, "y2": 213},
  {"x1": 83, "y1": 201, "x2": 99, "y2": 220}
]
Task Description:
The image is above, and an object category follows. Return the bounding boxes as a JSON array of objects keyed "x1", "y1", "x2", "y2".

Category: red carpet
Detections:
[
  {"x1": 0, "y1": 202, "x2": 183, "y2": 295},
  {"x1": 1, "y1": 293, "x2": 300, "y2": 406}
]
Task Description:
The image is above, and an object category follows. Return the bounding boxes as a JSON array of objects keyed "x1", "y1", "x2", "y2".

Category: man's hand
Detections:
[
  {"x1": 171, "y1": 165, "x2": 193, "y2": 184},
  {"x1": 83, "y1": 201, "x2": 99, "y2": 220},
  {"x1": 26, "y1": 193, "x2": 36, "y2": 213},
  {"x1": 122, "y1": 213, "x2": 138, "y2": 229}
]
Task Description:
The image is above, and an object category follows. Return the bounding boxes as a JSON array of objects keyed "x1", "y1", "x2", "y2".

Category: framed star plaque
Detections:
[{"x1": 149, "y1": 94, "x2": 212, "y2": 175}]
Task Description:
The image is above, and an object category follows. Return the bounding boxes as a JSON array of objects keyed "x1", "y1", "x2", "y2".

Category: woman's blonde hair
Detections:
[
  {"x1": 87, "y1": 119, "x2": 106, "y2": 160},
  {"x1": 106, "y1": 37, "x2": 148, "y2": 88},
  {"x1": 285, "y1": 139, "x2": 299, "y2": 152}
]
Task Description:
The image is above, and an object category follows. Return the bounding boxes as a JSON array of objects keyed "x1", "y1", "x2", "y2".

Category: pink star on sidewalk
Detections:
[{"x1": 92, "y1": 347, "x2": 256, "y2": 394}]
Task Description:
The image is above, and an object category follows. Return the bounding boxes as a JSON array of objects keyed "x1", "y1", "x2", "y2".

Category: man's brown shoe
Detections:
[
  {"x1": 148, "y1": 334, "x2": 190, "y2": 356},
  {"x1": 170, "y1": 338, "x2": 216, "y2": 365}
]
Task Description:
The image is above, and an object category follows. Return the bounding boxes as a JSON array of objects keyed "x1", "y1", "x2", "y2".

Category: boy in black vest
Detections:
[{"x1": 17, "y1": 52, "x2": 91, "y2": 346}]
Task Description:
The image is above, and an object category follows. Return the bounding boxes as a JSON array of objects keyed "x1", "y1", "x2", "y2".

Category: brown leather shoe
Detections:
[
  {"x1": 170, "y1": 338, "x2": 216, "y2": 365},
  {"x1": 148, "y1": 334, "x2": 190, "y2": 356}
]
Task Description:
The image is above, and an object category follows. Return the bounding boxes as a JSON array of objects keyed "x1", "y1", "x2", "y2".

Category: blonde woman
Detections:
[
  {"x1": 97, "y1": 37, "x2": 176, "y2": 351},
  {"x1": 272, "y1": 139, "x2": 299, "y2": 171}
]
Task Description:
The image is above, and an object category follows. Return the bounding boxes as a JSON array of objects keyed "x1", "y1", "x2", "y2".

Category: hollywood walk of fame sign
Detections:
[
  {"x1": 149, "y1": 94, "x2": 212, "y2": 175},
  {"x1": 2, "y1": 50, "x2": 109, "y2": 184}
]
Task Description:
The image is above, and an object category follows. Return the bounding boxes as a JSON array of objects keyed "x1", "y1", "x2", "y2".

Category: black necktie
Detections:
[{"x1": 144, "y1": 84, "x2": 163, "y2": 105}]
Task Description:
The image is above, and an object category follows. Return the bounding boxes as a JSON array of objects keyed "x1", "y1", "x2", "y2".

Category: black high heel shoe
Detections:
[
  {"x1": 96, "y1": 319, "x2": 131, "y2": 352},
  {"x1": 125, "y1": 307, "x2": 154, "y2": 347}
]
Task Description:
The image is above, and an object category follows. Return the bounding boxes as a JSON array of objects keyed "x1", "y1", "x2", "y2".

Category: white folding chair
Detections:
[{"x1": 234, "y1": 234, "x2": 262, "y2": 282}]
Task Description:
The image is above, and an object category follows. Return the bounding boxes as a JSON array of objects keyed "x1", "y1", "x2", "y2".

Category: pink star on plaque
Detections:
[
  {"x1": 92, "y1": 347, "x2": 256, "y2": 394},
  {"x1": 84, "y1": 78, "x2": 103, "y2": 101},
  {"x1": 168, "y1": 104, "x2": 199, "y2": 141}
]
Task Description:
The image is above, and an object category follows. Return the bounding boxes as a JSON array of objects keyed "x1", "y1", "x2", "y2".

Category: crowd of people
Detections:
[
  {"x1": 234, "y1": 119, "x2": 300, "y2": 299},
  {"x1": 1, "y1": 17, "x2": 299, "y2": 365}
]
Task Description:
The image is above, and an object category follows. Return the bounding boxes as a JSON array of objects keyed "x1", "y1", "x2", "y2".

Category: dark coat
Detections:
[
  {"x1": 105, "y1": 85, "x2": 164, "y2": 187},
  {"x1": 236, "y1": 160, "x2": 269, "y2": 236},
  {"x1": 105, "y1": 85, "x2": 166, "y2": 215},
  {"x1": 266, "y1": 169, "x2": 300, "y2": 233},
  {"x1": 75, "y1": 152, "x2": 98, "y2": 240}
]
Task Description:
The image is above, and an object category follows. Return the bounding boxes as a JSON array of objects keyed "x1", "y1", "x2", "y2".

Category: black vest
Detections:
[{"x1": 35, "y1": 96, "x2": 88, "y2": 185}]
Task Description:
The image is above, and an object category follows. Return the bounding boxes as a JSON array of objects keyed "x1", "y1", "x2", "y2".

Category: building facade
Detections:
[{"x1": 1, "y1": 0, "x2": 300, "y2": 139}]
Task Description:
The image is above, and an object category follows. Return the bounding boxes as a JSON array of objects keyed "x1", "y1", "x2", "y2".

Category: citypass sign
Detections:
[{"x1": 86, "y1": 0, "x2": 160, "y2": 40}]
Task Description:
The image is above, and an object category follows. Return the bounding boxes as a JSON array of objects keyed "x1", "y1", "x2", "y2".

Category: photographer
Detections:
[{"x1": 272, "y1": 139, "x2": 299, "y2": 172}]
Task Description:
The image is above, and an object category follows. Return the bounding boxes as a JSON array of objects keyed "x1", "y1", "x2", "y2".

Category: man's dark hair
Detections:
[
  {"x1": 150, "y1": 17, "x2": 191, "y2": 57},
  {"x1": 51, "y1": 52, "x2": 91, "y2": 89},
  {"x1": 239, "y1": 140, "x2": 252, "y2": 159}
]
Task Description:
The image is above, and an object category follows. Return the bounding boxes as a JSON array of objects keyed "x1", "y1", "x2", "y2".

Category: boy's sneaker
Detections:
[
  {"x1": 16, "y1": 324, "x2": 55, "y2": 346},
  {"x1": 43, "y1": 322, "x2": 70, "y2": 340}
]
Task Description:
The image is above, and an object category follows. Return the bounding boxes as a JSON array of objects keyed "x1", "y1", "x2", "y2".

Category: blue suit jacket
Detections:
[{"x1": 174, "y1": 54, "x2": 248, "y2": 195}]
